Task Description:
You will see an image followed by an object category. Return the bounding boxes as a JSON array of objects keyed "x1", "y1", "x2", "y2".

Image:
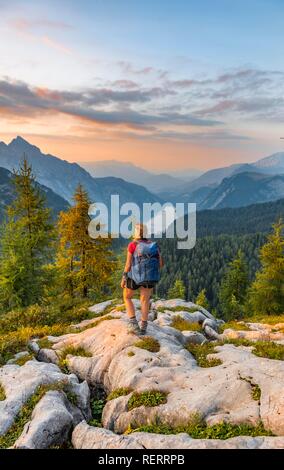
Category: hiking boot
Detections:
[
  {"x1": 139, "y1": 320, "x2": 148, "y2": 336},
  {"x1": 127, "y1": 317, "x2": 140, "y2": 335}
]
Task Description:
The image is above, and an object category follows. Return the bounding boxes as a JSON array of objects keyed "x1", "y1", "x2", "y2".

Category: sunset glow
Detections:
[{"x1": 0, "y1": 0, "x2": 284, "y2": 170}]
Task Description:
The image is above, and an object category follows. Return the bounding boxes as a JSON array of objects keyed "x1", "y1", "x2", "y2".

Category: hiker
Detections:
[{"x1": 121, "y1": 223, "x2": 163, "y2": 335}]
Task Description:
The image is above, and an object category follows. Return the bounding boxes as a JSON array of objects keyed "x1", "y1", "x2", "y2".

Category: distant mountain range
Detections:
[
  {"x1": 81, "y1": 160, "x2": 191, "y2": 193},
  {"x1": 0, "y1": 137, "x2": 162, "y2": 209},
  {"x1": 0, "y1": 166, "x2": 69, "y2": 222},
  {"x1": 158, "y1": 152, "x2": 284, "y2": 210},
  {"x1": 171, "y1": 153, "x2": 284, "y2": 198},
  {"x1": 199, "y1": 171, "x2": 284, "y2": 209},
  {"x1": 1, "y1": 136, "x2": 284, "y2": 215}
]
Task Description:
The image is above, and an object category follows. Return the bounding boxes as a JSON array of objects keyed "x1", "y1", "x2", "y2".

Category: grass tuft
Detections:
[
  {"x1": 220, "y1": 321, "x2": 250, "y2": 332},
  {"x1": 171, "y1": 315, "x2": 202, "y2": 332},
  {"x1": 0, "y1": 299, "x2": 114, "y2": 365},
  {"x1": 157, "y1": 306, "x2": 202, "y2": 314},
  {"x1": 37, "y1": 337, "x2": 53, "y2": 349},
  {"x1": 134, "y1": 336, "x2": 160, "y2": 353},
  {"x1": 226, "y1": 338, "x2": 284, "y2": 360},
  {"x1": 130, "y1": 418, "x2": 273, "y2": 439},
  {"x1": 242, "y1": 314, "x2": 284, "y2": 325},
  {"x1": 0, "y1": 383, "x2": 6, "y2": 401},
  {"x1": 187, "y1": 338, "x2": 284, "y2": 366},
  {"x1": 186, "y1": 342, "x2": 222, "y2": 367},
  {"x1": 58, "y1": 346, "x2": 92, "y2": 372},
  {"x1": 107, "y1": 388, "x2": 133, "y2": 401},
  {"x1": 128, "y1": 390, "x2": 167, "y2": 410},
  {"x1": 252, "y1": 384, "x2": 261, "y2": 401},
  {"x1": 127, "y1": 351, "x2": 135, "y2": 357}
]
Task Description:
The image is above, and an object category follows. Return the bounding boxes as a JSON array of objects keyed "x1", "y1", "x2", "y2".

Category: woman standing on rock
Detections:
[{"x1": 121, "y1": 223, "x2": 163, "y2": 335}]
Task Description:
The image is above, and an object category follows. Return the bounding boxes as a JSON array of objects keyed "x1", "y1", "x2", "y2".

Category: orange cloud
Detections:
[{"x1": 41, "y1": 36, "x2": 72, "y2": 55}]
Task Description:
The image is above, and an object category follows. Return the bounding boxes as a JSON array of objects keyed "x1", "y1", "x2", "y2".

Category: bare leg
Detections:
[
  {"x1": 123, "y1": 287, "x2": 135, "y2": 318},
  {"x1": 140, "y1": 287, "x2": 153, "y2": 321}
]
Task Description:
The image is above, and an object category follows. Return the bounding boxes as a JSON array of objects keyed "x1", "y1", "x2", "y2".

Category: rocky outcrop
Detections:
[
  {"x1": 39, "y1": 300, "x2": 284, "y2": 436},
  {"x1": 14, "y1": 391, "x2": 74, "y2": 449},
  {"x1": 72, "y1": 421, "x2": 284, "y2": 449},
  {"x1": 0, "y1": 360, "x2": 91, "y2": 439},
  {"x1": 1, "y1": 299, "x2": 284, "y2": 449}
]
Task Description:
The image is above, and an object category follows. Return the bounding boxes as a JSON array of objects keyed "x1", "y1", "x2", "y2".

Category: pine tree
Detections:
[
  {"x1": 168, "y1": 279, "x2": 186, "y2": 300},
  {"x1": 0, "y1": 158, "x2": 54, "y2": 309},
  {"x1": 195, "y1": 288, "x2": 210, "y2": 310},
  {"x1": 55, "y1": 184, "x2": 115, "y2": 299},
  {"x1": 247, "y1": 220, "x2": 284, "y2": 315},
  {"x1": 218, "y1": 250, "x2": 249, "y2": 320}
]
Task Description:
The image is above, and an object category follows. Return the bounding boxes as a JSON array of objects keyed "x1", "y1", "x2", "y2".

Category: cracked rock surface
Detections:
[{"x1": 1, "y1": 299, "x2": 283, "y2": 449}]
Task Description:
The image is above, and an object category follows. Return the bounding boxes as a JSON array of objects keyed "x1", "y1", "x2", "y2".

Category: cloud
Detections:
[
  {"x1": 197, "y1": 96, "x2": 284, "y2": 121},
  {"x1": 111, "y1": 80, "x2": 139, "y2": 89},
  {"x1": 110, "y1": 128, "x2": 251, "y2": 144},
  {"x1": 0, "y1": 77, "x2": 220, "y2": 129},
  {"x1": 117, "y1": 61, "x2": 169, "y2": 80},
  {"x1": 165, "y1": 67, "x2": 284, "y2": 123},
  {"x1": 171, "y1": 68, "x2": 284, "y2": 89},
  {"x1": 10, "y1": 18, "x2": 73, "y2": 32},
  {"x1": 41, "y1": 36, "x2": 72, "y2": 55},
  {"x1": 9, "y1": 16, "x2": 73, "y2": 56}
]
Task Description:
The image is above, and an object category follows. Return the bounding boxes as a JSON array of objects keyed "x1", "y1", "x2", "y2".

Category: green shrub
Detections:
[
  {"x1": 127, "y1": 351, "x2": 135, "y2": 357},
  {"x1": 128, "y1": 390, "x2": 167, "y2": 410},
  {"x1": 186, "y1": 343, "x2": 222, "y2": 367},
  {"x1": 171, "y1": 316, "x2": 201, "y2": 332},
  {"x1": 0, "y1": 300, "x2": 92, "y2": 334},
  {"x1": 107, "y1": 388, "x2": 133, "y2": 401},
  {"x1": 252, "y1": 384, "x2": 261, "y2": 401},
  {"x1": 37, "y1": 337, "x2": 53, "y2": 349},
  {"x1": 130, "y1": 420, "x2": 273, "y2": 439},
  {"x1": 252, "y1": 341, "x2": 284, "y2": 361},
  {"x1": 89, "y1": 398, "x2": 105, "y2": 427},
  {"x1": 134, "y1": 336, "x2": 160, "y2": 353},
  {"x1": 157, "y1": 306, "x2": 202, "y2": 314},
  {"x1": 58, "y1": 346, "x2": 92, "y2": 372},
  {"x1": 220, "y1": 321, "x2": 250, "y2": 332},
  {"x1": 0, "y1": 324, "x2": 67, "y2": 365},
  {"x1": 65, "y1": 391, "x2": 78, "y2": 406},
  {"x1": 0, "y1": 383, "x2": 6, "y2": 401},
  {"x1": 187, "y1": 338, "x2": 284, "y2": 366},
  {"x1": 242, "y1": 314, "x2": 284, "y2": 325}
]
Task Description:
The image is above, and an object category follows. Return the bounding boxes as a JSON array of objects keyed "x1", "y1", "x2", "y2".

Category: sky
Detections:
[{"x1": 0, "y1": 0, "x2": 284, "y2": 171}]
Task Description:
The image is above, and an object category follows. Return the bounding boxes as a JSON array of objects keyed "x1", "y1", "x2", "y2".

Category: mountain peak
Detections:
[
  {"x1": 10, "y1": 135, "x2": 30, "y2": 145},
  {"x1": 8, "y1": 136, "x2": 42, "y2": 156}
]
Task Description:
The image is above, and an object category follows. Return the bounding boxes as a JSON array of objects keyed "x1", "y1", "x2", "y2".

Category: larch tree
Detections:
[
  {"x1": 247, "y1": 220, "x2": 284, "y2": 315},
  {"x1": 56, "y1": 184, "x2": 115, "y2": 300},
  {"x1": 195, "y1": 288, "x2": 210, "y2": 310},
  {"x1": 0, "y1": 158, "x2": 54, "y2": 309}
]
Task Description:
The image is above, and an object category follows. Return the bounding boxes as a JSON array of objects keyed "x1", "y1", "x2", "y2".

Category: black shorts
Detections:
[{"x1": 126, "y1": 278, "x2": 156, "y2": 290}]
